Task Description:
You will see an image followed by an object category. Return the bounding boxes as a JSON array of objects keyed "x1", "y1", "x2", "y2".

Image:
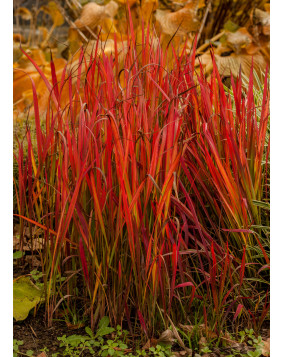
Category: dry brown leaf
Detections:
[
  {"x1": 40, "y1": 1, "x2": 64, "y2": 27},
  {"x1": 157, "y1": 329, "x2": 175, "y2": 345},
  {"x1": 178, "y1": 323, "x2": 216, "y2": 338},
  {"x1": 73, "y1": 1, "x2": 119, "y2": 32},
  {"x1": 198, "y1": 0, "x2": 206, "y2": 9},
  {"x1": 25, "y1": 256, "x2": 42, "y2": 267},
  {"x1": 226, "y1": 27, "x2": 254, "y2": 54},
  {"x1": 84, "y1": 39, "x2": 128, "y2": 63},
  {"x1": 36, "y1": 352, "x2": 48, "y2": 357},
  {"x1": 254, "y1": 8, "x2": 270, "y2": 36},
  {"x1": 220, "y1": 331, "x2": 235, "y2": 346},
  {"x1": 172, "y1": 351, "x2": 192, "y2": 357},
  {"x1": 178, "y1": 323, "x2": 194, "y2": 334},
  {"x1": 13, "y1": 33, "x2": 26, "y2": 43},
  {"x1": 260, "y1": 338, "x2": 270, "y2": 357},
  {"x1": 100, "y1": 18, "x2": 119, "y2": 35},
  {"x1": 15, "y1": 7, "x2": 33, "y2": 21},
  {"x1": 13, "y1": 72, "x2": 41, "y2": 103},
  {"x1": 104, "y1": 1, "x2": 119, "y2": 18},
  {"x1": 198, "y1": 49, "x2": 266, "y2": 80},
  {"x1": 142, "y1": 338, "x2": 158, "y2": 349},
  {"x1": 66, "y1": 320, "x2": 85, "y2": 329},
  {"x1": 155, "y1": 0, "x2": 200, "y2": 36},
  {"x1": 198, "y1": 336, "x2": 207, "y2": 348},
  {"x1": 17, "y1": 48, "x2": 47, "y2": 68},
  {"x1": 216, "y1": 52, "x2": 266, "y2": 78},
  {"x1": 141, "y1": 0, "x2": 158, "y2": 24},
  {"x1": 116, "y1": 0, "x2": 136, "y2": 6}
]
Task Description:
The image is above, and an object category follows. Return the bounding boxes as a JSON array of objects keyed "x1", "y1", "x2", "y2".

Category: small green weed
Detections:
[
  {"x1": 56, "y1": 317, "x2": 128, "y2": 356},
  {"x1": 13, "y1": 339, "x2": 34, "y2": 356},
  {"x1": 13, "y1": 340, "x2": 23, "y2": 357},
  {"x1": 225, "y1": 329, "x2": 265, "y2": 357},
  {"x1": 127, "y1": 344, "x2": 171, "y2": 357},
  {"x1": 13, "y1": 251, "x2": 25, "y2": 260},
  {"x1": 201, "y1": 346, "x2": 212, "y2": 354}
]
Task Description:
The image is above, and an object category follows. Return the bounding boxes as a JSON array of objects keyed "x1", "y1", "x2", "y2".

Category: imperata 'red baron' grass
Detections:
[{"x1": 14, "y1": 24, "x2": 269, "y2": 339}]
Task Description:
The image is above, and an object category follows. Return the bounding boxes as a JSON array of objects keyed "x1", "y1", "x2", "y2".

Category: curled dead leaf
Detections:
[
  {"x1": 254, "y1": 8, "x2": 270, "y2": 36},
  {"x1": 17, "y1": 48, "x2": 47, "y2": 68},
  {"x1": 220, "y1": 331, "x2": 235, "y2": 347},
  {"x1": 36, "y1": 353, "x2": 48, "y2": 357},
  {"x1": 178, "y1": 323, "x2": 194, "y2": 334},
  {"x1": 157, "y1": 329, "x2": 175, "y2": 345},
  {"x1": 226, "y1": 27, "x2": 253, "y2": 54},
  {"x1": 141, "y1": 0, "x2": 158, "y2": 23},
  {"x1": 73, "y1": 1, "x2": 119, "y2": 32},
  {"x1": 13, "y1": 33, "x2": 26, "y2": 43},
  {"x1": 198, "y1": 48, "x2": 266, "y2": 80},
  {"x1": 142, "y1": 338, "x2": 158, "y2": 350},
  {"x1": 216, "y1": 52, "x2": 266, "y2": 78},
  {"x1": 261, "y1": 338, "x2": 270, "y2": 357},
  {"x1": 15, "y1": 7, "x2": 33, "y2": 21},
  {"x1": 40, "y1": 1, "x2": 64, "y2": 27},
  {"x1": 155, "y1": 0, "x2": 200, "y2": 36},
  {"x1": 104, "y1": 1, "x2": 119, "y2": 18}
]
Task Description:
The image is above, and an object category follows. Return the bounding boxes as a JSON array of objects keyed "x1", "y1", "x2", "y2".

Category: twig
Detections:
[
  {"x1": 197, "y1": 0, "x2": 212, "y2": 45},
  {"x1": 29, "y1": 324, "x2": 37, "y2": 338},
  {"x1": 196, "y1": 31, "x2": 225, "y2": 54},
  {"x1": 53, "y1": 0, "x2": 92, "y2": 42},
  {"x1": 166, "y1": 315, "x2": 191, "y2": 353}
]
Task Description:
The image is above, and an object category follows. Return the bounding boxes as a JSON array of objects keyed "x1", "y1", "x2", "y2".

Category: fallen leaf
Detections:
[
  {"x1": 141, "y1": 0, "x2": 158, "y2": 24},
  {"x1": 260, "y1": 338, "x2": 270, "y2": 357},
  {"x1": 178, "y1": 324, "x2": 195, "y2": 335},
  {"x1": 198, "y1": 336, "x2": 207, "y2": 348},
  {"x1": 155, "y1": 0, "x2": 200, "y2": 36},
  {"x1": 253, "y1": 8, "x2": 270, "y2": 36},
  {"x1": 73, "y1": 1, "x2": 118, "y2": 33},
  {"x1": 25, "y1": 256, "x2": 42, "y2": 268},
  {"x1": 220, "y1": 331, "x2": 235, "y2": 347},
  {"x1": 13, "y1": 33, "x2": 26, "y2": 43},
  {"x1": 226, "y1": 27, "x2": 253, "y2": 54},
  {"x1": 116, "y1": 0, "x2": 136, "y2": 6},
  {"x1": 13, "y1": 276, "x2": 44, "y2": 321},
  {"x1": 172, "y1": 351, "x2": 191, "y2": 357},
  {"x1": 157, "y1": 329, "x2": 175, "y2": 345},
  {"x1": 36, "y1": 353, "x2": 48, "y2": 357},
  {"x1": 197, "y1": 50, "x2": 266, "y2": 79},
  {"x1": 142, "y1": 338, "x2": 158, "y2": 349},
  {"x1": 40, "y1": 1, "x2": 64, "y2": 27},
  {"x1": 15, "y1": 7, "x2": 33, "y2": 21}
]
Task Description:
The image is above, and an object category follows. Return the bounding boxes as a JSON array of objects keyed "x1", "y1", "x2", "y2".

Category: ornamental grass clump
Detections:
[{"x1": 13, "y1": 25, "x2": 269, "y2": 337}]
